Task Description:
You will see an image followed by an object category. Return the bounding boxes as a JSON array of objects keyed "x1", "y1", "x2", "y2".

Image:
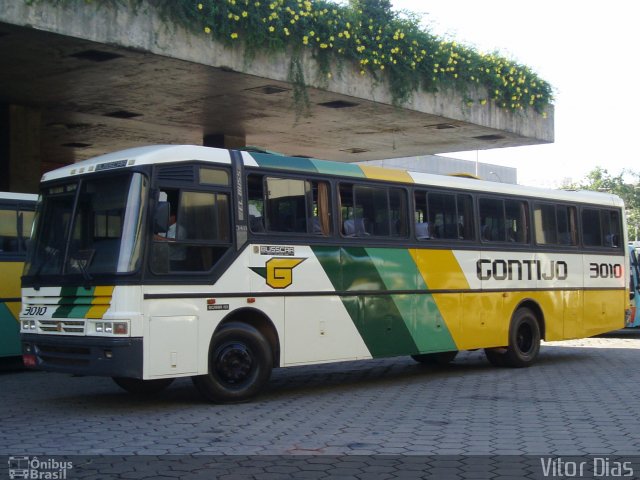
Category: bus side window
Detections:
[
  {"x1": 0, "y1": 206, "x2": 19, "y2": 253},
  {"x1": 602, "y1": 210, "x2": 621, "y2": 248},
  {"x1": 480, "y1": 198, "x2": 528, "y2": 243},
  {"x1": 582, "y1": 208, "x2": 602, "y2": 247},
  {"x1": 557, "y1": 205, "x2": 578, "y2": 245},
  {"x1": 248, "y1": 174, "x2": 331, "y2": 236}
]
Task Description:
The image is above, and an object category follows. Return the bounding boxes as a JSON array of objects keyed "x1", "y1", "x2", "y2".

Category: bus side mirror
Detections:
[{"x1": 153, "y1": 202, "x2": 170, "y2": 234}]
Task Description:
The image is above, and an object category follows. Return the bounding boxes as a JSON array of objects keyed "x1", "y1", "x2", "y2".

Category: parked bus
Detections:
[
  {"x1": 20, "y1": 145, "x2": 628, "y2": 402},
  {"x1": 627, "y1": 244, "x2": 640, "y2": 327},
  {"x1": 1, "y1": 192, "x2": 37, "y2": 358}
]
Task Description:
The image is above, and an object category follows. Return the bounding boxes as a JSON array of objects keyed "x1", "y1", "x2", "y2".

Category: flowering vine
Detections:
[{"x1": 33, "y1": 0, "x2": 554, "y2": 115}]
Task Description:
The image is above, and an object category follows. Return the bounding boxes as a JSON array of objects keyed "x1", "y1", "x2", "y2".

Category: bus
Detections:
[
  {"x1": 1, "y1": 192, "x2": 37, "y2": 358},
  {"x1": 627, "y1": 244, "x2": 640, "y2": 327},
  {"x1": 20, "y1": 145, "x2": 628, "y2": 402}
]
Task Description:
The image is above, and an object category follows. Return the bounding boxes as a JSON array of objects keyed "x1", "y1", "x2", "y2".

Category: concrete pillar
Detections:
[
  {"x1": 0, "y1": 104, "x2": 41, "y2": 193},
  {"x1": 203, "y1": 133, "x2": 246, "y2": 150},
  {"x1": 0, "y1": 106, "x2": 9, "y2": 191}
]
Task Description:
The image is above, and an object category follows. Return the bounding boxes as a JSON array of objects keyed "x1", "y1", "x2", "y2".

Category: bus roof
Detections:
[
  {"x1": 0, "y1": 191, "x2": 38, "y2": 202},
  {"x1": 40, "y1": 144, "x2": 624, "y2": 208}
]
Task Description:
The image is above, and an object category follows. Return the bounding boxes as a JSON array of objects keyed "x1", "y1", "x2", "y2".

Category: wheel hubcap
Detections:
[
  {"x1": 215, "y1": 342, "x2": 253, "y2": 384},
  {"x1": 517, "y1": 323, "x2": 533, "y2": 354}
]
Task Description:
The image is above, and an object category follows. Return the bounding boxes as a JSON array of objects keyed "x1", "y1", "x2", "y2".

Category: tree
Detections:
[{"x1": 577, "y1": 167, "x2": 640, "y2": 241}]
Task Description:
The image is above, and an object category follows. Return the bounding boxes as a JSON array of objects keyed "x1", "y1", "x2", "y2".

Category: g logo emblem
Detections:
[{"x1": 265, "y1": 257, "x2": 305, "y2": 289}]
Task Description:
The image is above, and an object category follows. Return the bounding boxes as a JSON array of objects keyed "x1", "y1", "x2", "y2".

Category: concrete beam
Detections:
[{"x1": 0, "y1": 0, "x2": 553, "y2": 168}]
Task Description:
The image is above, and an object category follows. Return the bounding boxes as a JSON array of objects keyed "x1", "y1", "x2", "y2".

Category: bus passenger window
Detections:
[
  {"x1": 505, "y1": 200, "x2": 529, "y2": 243},
  {"x1": 534, "y1": 204, "x2": 557, "y2": 245},
  {"x1": 479, "y1": 198, "x2": 504, "y2": 242},
  {"x1": 582, "y1": 209, "x2": 602, "y2": 247},
  {"x1": 480, "y1": 198, "x2": 528, "y2": 243},
  {"x1": 248, "y1": 174, "x2": 331, "y2": 236},
  {"x1": 557, "y1": 206, "x2": 578, "y2": 245},
  {"x1": 0, "y1": 207, "x2": 18, "y2": 253},
  {"x1": 535, "y1": 203, "x2": 577, "y2": 246},
  {"x1": 602, "y1": 210, "x2": 621, "y2": 248},
  {"x1": 457, "y1": 194, "x2": 474, "y2": 240},
  {"x1": 341, "y1": 184, "x2": 407, "y2": 238}
]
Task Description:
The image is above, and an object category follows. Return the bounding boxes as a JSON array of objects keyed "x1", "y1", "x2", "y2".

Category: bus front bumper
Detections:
[{"x1": 21, "y1": 333, "x2": 143, "y2": 378}]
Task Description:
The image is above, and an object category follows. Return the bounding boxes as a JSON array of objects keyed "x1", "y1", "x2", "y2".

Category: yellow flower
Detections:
[
  {"x1": 268, "y1": 26, "x2": 274, "y2": 32},
  {"x1": 197, "y1": 3, "x2": 203, "y2": 10},
  {"x1": 230, "y1": 32, "x2": 238, "y2": 39},
  {"x1": 242, "y1": 11, "x2": 248, "y2": 17},
  {"x1": 204, "y1": 26, "x2": 211, "y2": 33}
]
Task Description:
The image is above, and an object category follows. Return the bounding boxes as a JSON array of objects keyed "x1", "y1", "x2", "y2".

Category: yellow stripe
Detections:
[
  {"x1": 93, "y1": 286, "x2": 115, "y2": 297},
  {"x1": 85, "y1": 304, "x2": 110, "y2": 319},
  {"x1": 0, "y1": 262, "x2": 23, "y2": 299},
  {"x1": 86, "y1": 286, "x2": 115, "y2": 319},
  {"x1": 410, "y1": 249, "x2": 469, "y2": 290},
  {"x1": 359, "y1": 165, "x2": 414, "y2": 183}
]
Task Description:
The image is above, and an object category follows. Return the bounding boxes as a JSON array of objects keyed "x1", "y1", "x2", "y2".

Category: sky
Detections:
[{"x1": 387, "y1": 0, "x2": 640, "y2": 187}]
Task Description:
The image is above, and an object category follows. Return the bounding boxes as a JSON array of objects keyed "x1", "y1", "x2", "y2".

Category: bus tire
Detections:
[
  {"x1": 192, "y1": 322, "x2": 272, "y2": 403},
  {"x1": 411, "y1": 351, "x2": 458, "y2": 365},
  {"x1": 112, "y1": 377, "x2": 174, "y2": 395},
  {"x1": 504, "y1": 307, "x2": 541, "y2": 368}
]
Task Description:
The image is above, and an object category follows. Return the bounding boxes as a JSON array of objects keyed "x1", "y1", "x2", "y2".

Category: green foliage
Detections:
[
  {"x1": 31, "y1": 0, "x2": 554, "y2": 115},
  {"x1": 578, "y1": 166, "x2": 640, "y2": 240}
]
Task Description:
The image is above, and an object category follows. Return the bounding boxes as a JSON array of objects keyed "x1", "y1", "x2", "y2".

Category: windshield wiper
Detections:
[{"x1": 70, "y1": 249, "x2": 95, "y2": 289}]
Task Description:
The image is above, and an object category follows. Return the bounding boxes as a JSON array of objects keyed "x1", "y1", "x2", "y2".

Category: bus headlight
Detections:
[
  {"x1": 94, "y1": 321, "x2": 128, "y2": 335},
  {"x1": 21, "y1": 320, "x2": 36, "y2": 331}
]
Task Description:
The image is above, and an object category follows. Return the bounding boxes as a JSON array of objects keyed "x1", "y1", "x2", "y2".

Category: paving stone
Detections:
[{"x1": 1, "y1": 333, "x2": 639, "y2": 479}]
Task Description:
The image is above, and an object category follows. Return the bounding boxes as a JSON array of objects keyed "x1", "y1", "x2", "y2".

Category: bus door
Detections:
[{"x1": 146, "y1": 165, "x2": 234, "y2": 377}]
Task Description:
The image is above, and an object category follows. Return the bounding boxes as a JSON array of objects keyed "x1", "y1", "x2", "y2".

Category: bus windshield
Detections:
[{"x1": 25, "y1": 172, "x2": 148, "y2": 278}]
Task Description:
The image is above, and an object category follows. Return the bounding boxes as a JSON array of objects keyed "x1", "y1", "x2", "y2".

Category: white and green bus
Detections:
[{"x1": 20, "y1": 145, "x2": 628, "y2": 402}]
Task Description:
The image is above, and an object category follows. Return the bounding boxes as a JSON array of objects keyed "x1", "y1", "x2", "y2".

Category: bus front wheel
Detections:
[
  {"x1": 112, "y1": 377, "x2": 174, "y2": 395},
  {"x1": 192, "y1": 322, "x2": 273, "y2": 403}
]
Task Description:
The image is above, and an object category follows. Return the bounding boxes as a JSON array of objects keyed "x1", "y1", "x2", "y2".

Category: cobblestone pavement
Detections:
[{"x1": 1, "y1": 331, "x2": 640, "y2": 478}]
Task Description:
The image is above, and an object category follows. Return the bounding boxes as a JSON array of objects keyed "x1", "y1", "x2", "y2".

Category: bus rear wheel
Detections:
[
  {"x1": 112, "y1": 377, "x2": 174, "y2": 395},
  {"x1": 192, "y1": 322, "x2": 272, "y2": 403},
  {"x1": 486, "y1": 307, "x2": 541, "y2": 368},
  {"x1": 411, "y1": 351, "x2": 458, "y2": 365}
]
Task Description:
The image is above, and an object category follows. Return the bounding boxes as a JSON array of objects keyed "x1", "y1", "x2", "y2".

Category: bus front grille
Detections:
[{"x1": 38, "y1": 320, "x2": 86, "y2": 334}]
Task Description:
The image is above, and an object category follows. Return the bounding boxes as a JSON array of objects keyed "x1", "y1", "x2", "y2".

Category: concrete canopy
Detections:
[{"x1": 0, "y1": 1, "x2": 553, "y2": 181}]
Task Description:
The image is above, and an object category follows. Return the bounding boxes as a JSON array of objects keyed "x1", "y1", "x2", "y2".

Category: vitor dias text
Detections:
[{"x1": 540, "y1": 457, "x2": 634, "y2": 477}]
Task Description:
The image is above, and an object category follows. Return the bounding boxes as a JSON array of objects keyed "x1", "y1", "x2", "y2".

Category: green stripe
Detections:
[
  {"x1": 313, "y1": 246, "x2": 418, "y2": 356},
  {"x1": 52, "y1": 304, "x2": 92, "y2": 319},
  {"x1": 251, "y1": 153, "x2": 318, "y2": 173},
  {"x1": 313, "y1": 246, "x2": 458, "y2": 356},
  {"x1": 310, "y1": 159, "x2": 365, "y2": 178},
  {"x1": 364, "y1": 248, "x2": 457, "y2": 353},
  {"x1": 250, "y1": 153, "x2": 367, "y2": 179}
]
